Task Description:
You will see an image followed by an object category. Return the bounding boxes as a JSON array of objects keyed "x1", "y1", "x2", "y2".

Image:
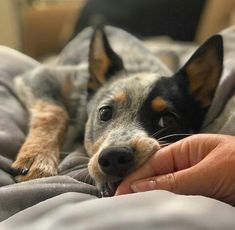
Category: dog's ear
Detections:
[
  {"x1": 88, "y1": 26, "x2": 124, "y2": 93},
  {"x1": 177, "y1": 35, "x2": 223, "y2": 108}
]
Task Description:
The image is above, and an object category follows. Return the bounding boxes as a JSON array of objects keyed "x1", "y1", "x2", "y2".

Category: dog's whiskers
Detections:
[
  {"x1": 89, "y1": 177, "x2": 95, "y2": 186},
  {"x1": 83, "y1": 173, "x2": 89, "y2": 184},
  {"x1": 135, "y1": 120, "x2": 145, "y2": 130},
  {"x1": 83, "y1": 171, "x2": 95, "y2": 186},
  {"x1": 158, "y1": 139, "x2": 172, "y2": 147},
  {"x1": 159, "y1": 142, "x2": 171, "y2": 148},
  {"x1": 151, "y1": 127, "x2": 170, "y2": 138},
  {"x1": 157, "y1": 133, "x2": 192, "y2": 142}
]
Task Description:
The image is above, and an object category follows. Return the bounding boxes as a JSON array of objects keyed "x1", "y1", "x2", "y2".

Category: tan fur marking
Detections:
[
  {"x1": 12, "y1": 100, "x2": 69, "y2": 182},
  {"x1": 151, "y1": 96, "x2": 167, "y2": 112},
  {"x1": 90, "y1": 31, "x2": 111, "y2": 84},
  {"x1": 61, "y1": 77, "x2": 74, "y2": 99},
  {"x1": 131, "y1": 137, "x2": 160, "y2": 166},
  {"x1": 88, "y1": 154, "x2": 105, "y2": 183},
  {"x1": 30, "y1": 100, "x2": 68, "y2": 144},
  {"x1": 91, "y1": 138, "x2": 105, "y2": 155},
  {"x1": 93, "y1": 54, "x2": 111, "y2": 84},
  {"x1": 186, "y1": 49, "x2": 220, "y2": 107},
  {"x1": 88, "y1": 78, "x2": 101, "y2": 91},
  {"x1": 88, "y1": 135, "x2": 160, "y2": 185},
  {"x1": 85, "y1": 136, "x2": 106, "y2": 157},
  {"x1": 114, "y1": 90, "x2": 128, "y2": 105}
]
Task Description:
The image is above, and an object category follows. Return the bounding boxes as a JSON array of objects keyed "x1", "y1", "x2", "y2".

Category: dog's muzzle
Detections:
[{"x1": 98, "y1": 147, "x2": 135, "y2": 177}]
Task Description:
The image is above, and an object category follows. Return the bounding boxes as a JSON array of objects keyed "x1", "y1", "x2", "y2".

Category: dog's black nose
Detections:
[{"x1": 98, "y1": 147, "x2": 135, "y2": 177}]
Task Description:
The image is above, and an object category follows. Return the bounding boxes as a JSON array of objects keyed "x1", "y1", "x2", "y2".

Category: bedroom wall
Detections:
[
  {"x1": 0, "y1": 0, "x2": 22, "y2": 50},
  {"x1": 0, "y1": 0, "x2": 85, "y2": 59}
]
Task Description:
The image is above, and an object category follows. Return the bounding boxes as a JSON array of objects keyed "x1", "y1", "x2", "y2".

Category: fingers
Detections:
[
  {"x1": 115, "y1": 137, "x2": 195, "y2": 195},
  {"x1": 115, "y1": 149, "x2": 175, "y2": 195},
  {"x1": 130, "y1": 162, "x2": 214, "y2": 197},
  {"x1": 130, "y1": 168, "x2": 197, "y2": 194},
  {"x1": 116, "y1": 134, "x2": 221, "y2": 195}
]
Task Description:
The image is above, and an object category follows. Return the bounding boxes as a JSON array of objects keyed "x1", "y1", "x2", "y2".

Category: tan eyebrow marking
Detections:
[
  {"x1": 151, "y1": 96, "x2": 168, "y2": 112},
  {"x1": 114, "y1": 90, "x2": 128, "y2": 105}
]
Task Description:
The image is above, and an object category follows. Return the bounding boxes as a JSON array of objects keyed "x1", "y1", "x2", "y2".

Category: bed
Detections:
[{"x1": 0, "y1": 26, "x2": 235, "y2": 229}]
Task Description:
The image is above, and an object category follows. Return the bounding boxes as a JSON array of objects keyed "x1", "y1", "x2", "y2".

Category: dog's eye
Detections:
[
  {"x1": 158, "y1": 113, "x2": 178, "y2": 127},
  {"x1": 99, "y1": 106, "x2": 113, "y2": 121}
]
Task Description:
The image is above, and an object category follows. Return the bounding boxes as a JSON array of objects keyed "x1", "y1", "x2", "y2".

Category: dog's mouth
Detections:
[{"x1": 100, "y1": 180, "x2": 122, "y2": 197}]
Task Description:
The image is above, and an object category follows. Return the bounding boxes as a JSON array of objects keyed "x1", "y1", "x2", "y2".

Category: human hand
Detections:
[{"x1": 116, "y1": 134, "x2": 235, "y2": 206}]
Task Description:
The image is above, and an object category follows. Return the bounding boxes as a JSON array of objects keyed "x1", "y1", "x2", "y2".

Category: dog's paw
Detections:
[{"x1": 12, "y1": 154, "x2": 58, "y2": 182}]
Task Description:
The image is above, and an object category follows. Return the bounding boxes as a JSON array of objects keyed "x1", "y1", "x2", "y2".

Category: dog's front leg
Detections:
[
  {"x1": 11, "y1": 67, "x2": 70, "y2": 182},
  {"x1": 12, "y1": 99, "x2": 68, "y2": 182}
]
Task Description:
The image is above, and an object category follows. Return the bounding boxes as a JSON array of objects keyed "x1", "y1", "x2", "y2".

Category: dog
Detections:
[{"x1": 11, "y1": 26, "x2": 223, "y2": 197}]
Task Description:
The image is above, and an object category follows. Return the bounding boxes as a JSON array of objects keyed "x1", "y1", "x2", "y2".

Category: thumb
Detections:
[
  {"x1": 116, "y1": 134, "x2": 221, "y2": 196},
  {"x1": 131, "y1": 164, "x2": 211, "y2": 196}
]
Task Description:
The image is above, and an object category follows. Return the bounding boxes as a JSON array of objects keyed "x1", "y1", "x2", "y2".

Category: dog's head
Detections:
[{"x1": 84, "y1": 27, "x2": 223, "y2": 196}]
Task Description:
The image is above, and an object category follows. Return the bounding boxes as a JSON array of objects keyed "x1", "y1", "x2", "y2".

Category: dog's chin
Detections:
[
  {"x1": 101, "y1": 181, "x2": 122, "y2": 197},
  {"x1": 99, "y1": 177, "x2": 123, "y2": 197}
]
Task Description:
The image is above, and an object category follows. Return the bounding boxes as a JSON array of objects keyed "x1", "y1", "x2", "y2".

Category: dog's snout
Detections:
[{"x1": 98, "y1": 147, "x2": 134, "y2": 177}]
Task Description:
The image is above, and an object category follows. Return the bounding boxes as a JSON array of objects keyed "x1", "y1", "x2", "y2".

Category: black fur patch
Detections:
[
  {"x1": 139, "y1": 35, "x2": 223, "y2": 142},
  {"x1": 138, "y1": 76, "x2": 207, "y2": 142}
]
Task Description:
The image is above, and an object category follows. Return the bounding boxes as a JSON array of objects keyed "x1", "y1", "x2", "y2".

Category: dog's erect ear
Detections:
[
  {"x1": 88, "y1": 26, "x2": 124, "y2": 92},
  {"x1": 178, "y1": 35, "x2": 223, "y2": 108}
]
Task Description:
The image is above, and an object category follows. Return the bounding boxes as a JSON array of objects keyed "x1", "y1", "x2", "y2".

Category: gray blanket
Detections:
[
  {"x1": 0, "y1": 26, "x2": 235, "y2": 229},
  {"x1": 0, "y1": 46, "x2": 99, "y2": 221}
]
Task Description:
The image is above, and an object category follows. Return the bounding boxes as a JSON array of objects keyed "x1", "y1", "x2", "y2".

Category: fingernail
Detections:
[
  {"x1": 114, "y1": 190, "x2": 120, "y2": 196},
  {"x1": 115, "y1": 189, "x2": 128, "y2": 196},
  {"x1": 131, "y1": 180, "x2": 157, "y2": 192}
]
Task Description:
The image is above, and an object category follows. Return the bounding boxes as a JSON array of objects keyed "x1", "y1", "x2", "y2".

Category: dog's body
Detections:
[{"x1": 11, "y1": 26, "x2": 223, "y2": 196}]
